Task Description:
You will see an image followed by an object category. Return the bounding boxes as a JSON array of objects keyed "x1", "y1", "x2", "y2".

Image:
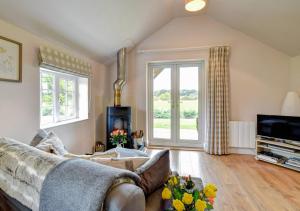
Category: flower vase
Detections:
[
  {"x1": 117, "y1": 143, "x2": 123, "y2": 148},
  {"x1": 162, "y1": 199, "x2": 173, "y2": 211}
]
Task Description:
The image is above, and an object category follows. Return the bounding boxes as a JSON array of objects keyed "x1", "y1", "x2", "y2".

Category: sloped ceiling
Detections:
[
  {"x1": 0, "y1": 0, "x2": 175, "y2": 63},
  {"x1": 205, "y1": 0, "x2": 300, "y2": 57},
  {"x1": 0, "y1": 0, "x2": 299, "y2": 64}
]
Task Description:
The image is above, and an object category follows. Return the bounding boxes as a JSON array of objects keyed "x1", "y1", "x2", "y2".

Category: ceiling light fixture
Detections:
[{"x1": 185, "y1": 0, "x2": 206, "y2": 12}]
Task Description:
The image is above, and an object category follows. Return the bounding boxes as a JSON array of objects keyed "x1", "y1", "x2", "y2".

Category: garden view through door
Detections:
[
  {"x1": 179, "y1": 66, "x2": 199, "y2": 140},
  {"x1": 153, "y1": 67, "x2": 171, "y2": 139},
  {"x1": 149, "y1": 61, "x2": 203, "y2": 146}
]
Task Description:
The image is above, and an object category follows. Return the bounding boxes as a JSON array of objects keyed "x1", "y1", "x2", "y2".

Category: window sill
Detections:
[{"x1": 40, "y1": 117, "x2": 89, "y2": 129}]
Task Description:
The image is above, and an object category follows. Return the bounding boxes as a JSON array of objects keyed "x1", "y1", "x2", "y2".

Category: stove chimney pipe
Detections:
[{"x1": 113, "y1": 48, "x2": 127, "y2": 107}]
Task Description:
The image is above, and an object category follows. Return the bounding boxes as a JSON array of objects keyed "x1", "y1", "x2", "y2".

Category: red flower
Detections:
[{"x1": 208, "y1": 197, "x2": 214, "y2": 205}]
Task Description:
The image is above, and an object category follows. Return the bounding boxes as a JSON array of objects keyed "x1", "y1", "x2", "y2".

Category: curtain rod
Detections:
[{"x1": 137, "y1": 45, "x2": 229, "y2": 54}]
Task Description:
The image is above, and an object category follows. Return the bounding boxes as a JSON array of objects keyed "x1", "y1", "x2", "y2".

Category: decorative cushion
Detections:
[
  {"x1": 135, "y1": 150, "x2": 170, "y2": 195},
  {"x1": 106, "y1": 147, "x2": 149, "y2": 158},
  {"x1": 36, "y1": 132, "x2": 68, "y2": 156},
  {"x1": 30, "y1": 129, "x2": 48, "y2": 146},
  {"x1": 35, "y1": 143, "x2": 56, "y2": 154}
]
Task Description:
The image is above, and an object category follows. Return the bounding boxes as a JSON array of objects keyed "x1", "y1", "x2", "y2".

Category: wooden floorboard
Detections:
[{"x1": 148, "y1": 149, "x2": 300, "y2": 211}]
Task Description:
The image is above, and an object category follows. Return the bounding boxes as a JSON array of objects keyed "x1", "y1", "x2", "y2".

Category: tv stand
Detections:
[{"x1": 256, "y1": 137, "x2": 300, "y2": 172}]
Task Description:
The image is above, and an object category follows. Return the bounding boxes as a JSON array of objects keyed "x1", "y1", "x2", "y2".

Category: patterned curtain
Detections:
[
  {"x1": 206, "y1": 46, "x2": 230, "y2": 155},
  {"x1": 39, "y1": 46, "x2": 92, "y2": 77}
]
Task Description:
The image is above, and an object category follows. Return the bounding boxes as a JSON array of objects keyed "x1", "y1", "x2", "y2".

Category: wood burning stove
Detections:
[
  {"x1": 106, "y1": 106, "x2": 132, "y2": 150},
  {"x1": 106, "y1": 48, "x2": 133, "y2": 150}
]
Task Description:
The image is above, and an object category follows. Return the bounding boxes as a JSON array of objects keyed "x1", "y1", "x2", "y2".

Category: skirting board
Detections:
[
  {"x1": 148, "y1": 145, "x2": 203, "y2": 152},
  {"x1": 149, "y1": 145, "x2": 255, "y2": 155},
  {"x1": 229, "y1": 147, "x2": 255, "y2": 155}
]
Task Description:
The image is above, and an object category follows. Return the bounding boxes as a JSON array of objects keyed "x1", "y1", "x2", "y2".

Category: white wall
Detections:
[
  {"x1": 108, "y1": 15, "x2": 291, "y2": 138},
  {"x1": 0, "y1": 18, "x2": 108, "y2": 154},
  {"x1": 289, "y1": 55, "x2": 300, "y2": 92}
]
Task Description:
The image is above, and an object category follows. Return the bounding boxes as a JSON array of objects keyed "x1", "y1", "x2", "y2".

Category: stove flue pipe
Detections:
[{"x1": 113, "y1": 48, "x2": 127, "y2": 107}]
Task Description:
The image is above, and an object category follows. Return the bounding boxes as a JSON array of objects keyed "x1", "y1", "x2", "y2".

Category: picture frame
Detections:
[{"x1": 0, "y1": 35, "x2": 22, "y2": 82}]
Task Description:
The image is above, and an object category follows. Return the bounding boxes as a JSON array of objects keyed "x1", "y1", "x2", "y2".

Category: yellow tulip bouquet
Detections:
[{"x1": 161, "y1": 175, "x2": 217, "y2": 211}]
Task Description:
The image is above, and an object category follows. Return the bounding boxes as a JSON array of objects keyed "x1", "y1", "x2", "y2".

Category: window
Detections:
[
  {"x1": 40, "y1": 68, "x2": 89, "y2": 128},
  {"x1": 147, "y1": 61, "x2": 205, "y2": 147}
]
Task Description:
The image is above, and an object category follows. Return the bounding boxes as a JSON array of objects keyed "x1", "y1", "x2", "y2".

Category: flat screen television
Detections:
[{"x1": 257, "y1": 114, "x2": 300, "y2": 142}]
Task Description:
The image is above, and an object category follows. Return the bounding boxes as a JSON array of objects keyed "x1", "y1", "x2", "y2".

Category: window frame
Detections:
[{"x1": 39, "y1": 68, "x2": 88, "y2": 129}]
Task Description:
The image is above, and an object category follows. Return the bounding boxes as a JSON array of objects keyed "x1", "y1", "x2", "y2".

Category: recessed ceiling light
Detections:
[{"x1": 185, "y1": 0, "x2": 206, "y2": 12}]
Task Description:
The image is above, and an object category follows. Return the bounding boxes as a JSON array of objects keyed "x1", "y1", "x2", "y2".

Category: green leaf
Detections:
[
  {"x1": 173, "y1": 188, "x2": 182, "y2": 200},
  {"x1": 206, "y1": 204, "x2": 213, "y2": 210},
  {"x1": 193, "y1": 190, "x2": 199, "y2": 201}
]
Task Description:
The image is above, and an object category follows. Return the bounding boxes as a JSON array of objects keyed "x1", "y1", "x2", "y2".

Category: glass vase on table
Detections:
[{"x1": 110, "y1": 129, "x2": 127, "y2": 148}]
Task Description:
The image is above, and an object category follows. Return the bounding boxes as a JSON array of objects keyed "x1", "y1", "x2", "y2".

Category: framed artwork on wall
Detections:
[{"x1": 0, "y1": 36, "x2": 22, "y2": 82}]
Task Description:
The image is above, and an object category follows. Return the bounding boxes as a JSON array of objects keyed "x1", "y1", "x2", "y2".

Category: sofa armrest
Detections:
[{"x1": 104, "y1": 183, "x2": 145, "y2": 211}]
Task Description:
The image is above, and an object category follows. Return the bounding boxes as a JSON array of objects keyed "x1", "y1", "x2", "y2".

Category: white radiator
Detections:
[{"x1": 229, "y1": 121, "x2": 256, "y2": 149}]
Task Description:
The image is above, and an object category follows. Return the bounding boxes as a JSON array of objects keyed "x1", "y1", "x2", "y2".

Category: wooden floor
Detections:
[{"x1": 149, "y1": 149, "x2": 300, "y2": 211}]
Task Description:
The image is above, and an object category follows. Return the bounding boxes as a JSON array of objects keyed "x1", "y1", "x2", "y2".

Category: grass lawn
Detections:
[
  {"x1": 154, "y1": 118, "x2": 197, "y2": 129},
  {"x1": 153, "y1": 100, "x2": 198, "y2": 129},
  {"x1": 154, "y1": 100, "x2": 198, "y2": 111}
]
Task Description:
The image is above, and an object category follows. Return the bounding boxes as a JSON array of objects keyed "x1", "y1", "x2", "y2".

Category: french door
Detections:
[{"x1": 147, "y1": 61, "x2": 204, "y2": 147}]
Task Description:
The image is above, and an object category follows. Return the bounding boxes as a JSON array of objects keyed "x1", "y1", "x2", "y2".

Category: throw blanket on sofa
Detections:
[
  {"x1": 39, "y1": 158, "x2": 141, "y2": 211},
  {"x1": 0, "y1": 137, "x2": 64, "y2": 210},
  {"x1": 0, "y1": 137, "x2": 141, "y2": 211}
]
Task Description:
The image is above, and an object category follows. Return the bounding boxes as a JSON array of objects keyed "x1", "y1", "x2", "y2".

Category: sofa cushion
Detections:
[
  {"x1": 91, "y1": 157, "x2": 150, "y2": 171},
  {"x1": 64, "y1": 151, "x2": 149, "y2": 171},
  {"x1": 107, "y1": 147, "x2": 149, "y2": 157},
  {"x1": 105, "y1": 183, "x2": 145, "y2": 211},
  {"x1": 35, "y1": 142, "x2": 56, "y2": 154},
  {"x1": 145, "y1": 187, "x2": 164, "y2": 211},
  {"x1": 30, "y1": 129, "x2": 48, "y2": 146},
  {"x1": 36, "y1": 132, "x2": 68, "y2": 156},
  {"x1": 64, "y1": 150, "x2": 119, "y2": 159},
  {"x1": 135, "y1": 150, "x2": 170, "y2": 195}
]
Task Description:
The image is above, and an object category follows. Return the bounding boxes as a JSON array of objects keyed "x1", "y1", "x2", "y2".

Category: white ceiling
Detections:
[
  {"x1": 0, "y1": 0, "x2": 299, "y2": 64},
  {"x1": 206, "y1": 0, "x2": 300, "y2": 57}
]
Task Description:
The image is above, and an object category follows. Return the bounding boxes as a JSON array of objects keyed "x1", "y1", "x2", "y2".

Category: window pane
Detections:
[
  {"x1": 179, "y1": 66, "x2": 199, "y2": 140},
  {"x1": 67, "y1": 106, "x2": 75, "y2": 117},
  {"x1": 41, "y1": 107, "x2": 54, "y2": 125},
  {"x1": 41, "y1": 73, "x2": 54, "y2": 90},
  {"x1": 153, "y1": 67, "x2": 171, "y2": 139},
  {"x1": 59, "y1": 106, "x2": 66, "y2": 116},
  {"x1": 40, "y1": 68, "x2": 89, "y2": 128},
  {"x1": 42, "y1": 91, "x2": 53, "y2": 107},
  {"x1": 59, "y1": 92, "x2": 66, "y2": 106},
  {"x1": 59, "y1": 78, "x2": 75, "y2": 120},
  {"x1": 67, "y1": 81, "x2": 74, "y2": 92},
  {"x1": 59, "y1": 79, "x2": 66, "y2": 93},
  {"x1": 67, "y1": 93, "x2": 74, "y2": 106},
  {"x1": 40, "y1": 72, "x2": 55, "y2": 126}
]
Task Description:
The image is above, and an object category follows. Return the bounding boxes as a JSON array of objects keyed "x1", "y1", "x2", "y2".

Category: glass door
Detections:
[
  {"x1": 148, "y1": 61, "x2": 203, "y2": 147},
  {"x1": 152, "y1": 65, "x2": 172, "y2": 140},
  {"x1": 178, "y1": 64, "x2": 200, "y2": 142}
]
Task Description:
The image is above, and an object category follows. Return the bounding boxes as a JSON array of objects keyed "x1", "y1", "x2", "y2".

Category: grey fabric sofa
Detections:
[
  {"x1": 1, "y1": 183, "x2": 162, "y2": 211},
  {"x1": 0, "y1": 138, "x2": 164, "y2": 211},
  {"x1": 105, "y1": 184, "x2": 163, "y2": 211}
]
